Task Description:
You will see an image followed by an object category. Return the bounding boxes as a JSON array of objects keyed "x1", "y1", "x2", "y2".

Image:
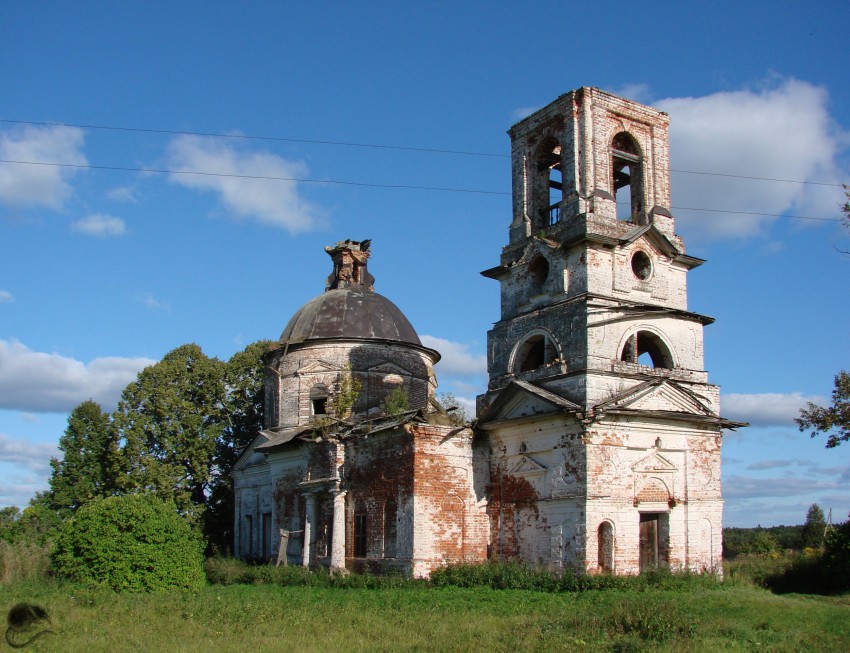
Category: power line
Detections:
[
  {"x1": 0, "y1": 119, "x2": 505, "y2": 159},
  {"x1": 0, "y1": 158, "x2": 510, "y2": 196},
  {"x1": 1, "y1": 118, "x2": 846, "y2": 188},
  {"x1": 1, "y1": 157, "x2": 842, "y2": 223}
]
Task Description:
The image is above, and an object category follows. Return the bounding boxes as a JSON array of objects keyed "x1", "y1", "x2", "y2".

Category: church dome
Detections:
[
  {"x1": 279, "y1": 286, "x2": 422, "y2": 346},
  {"x1": 277, "y1": 239, "x2": 426, "y2": 349}
]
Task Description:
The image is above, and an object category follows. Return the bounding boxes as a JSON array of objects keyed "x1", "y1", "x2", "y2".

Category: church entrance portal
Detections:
[{"x1": 639, "y1": 513, "x2": 669, "y2": 571}]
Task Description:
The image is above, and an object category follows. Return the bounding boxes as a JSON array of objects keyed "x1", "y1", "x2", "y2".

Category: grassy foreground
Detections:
[{"x1": 2, "y1": 577, "x2": 849, "y2": 652}]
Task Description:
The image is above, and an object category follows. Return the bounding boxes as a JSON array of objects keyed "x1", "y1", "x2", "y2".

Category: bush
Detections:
[
  {"x1": 822, "y1": 519, "x2": 850, "y2": 590},
  {"x1": 52, "y1": 494, "x2": 205, "y2": 592},
  {"x1": 0, "y1": 541, "x2": 52, "y2": 584},
  {"x1": 430, "y1": 560, "x2": 720, "y2": 593}
]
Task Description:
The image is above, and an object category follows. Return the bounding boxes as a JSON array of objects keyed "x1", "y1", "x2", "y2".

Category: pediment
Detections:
[
  {"x1": 478, "y1": 380, "x2": 581, "y2": 425},
  {"x1": 297, "y1": 359, "x2": 337, "y2": 375},
  {"x1": 595, "y1": 379, "x2": 715, "y2": 418},
  {"x1": 366, "y1": 361, "x2": 411, "y2": 376},
  {"x1": 632, "y1": 451, "x2": 677, "y2": 474},
  {"x1": 619, "y1": 224, "x2": 680, "y2": 259},
  {"x1": 518, "y1": 237, "x2": 560, "y2": 264},
  {"x1": 509, "y1": 455, "x2": 548, "y2": 476},
  {"x1": 233, "y1": 432, "x2": 271, "y2": 472}
]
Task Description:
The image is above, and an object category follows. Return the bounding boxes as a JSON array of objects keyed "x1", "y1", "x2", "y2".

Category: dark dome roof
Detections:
[{"x1": 279, "y1": 288, "x2": 422, "y2": 346}]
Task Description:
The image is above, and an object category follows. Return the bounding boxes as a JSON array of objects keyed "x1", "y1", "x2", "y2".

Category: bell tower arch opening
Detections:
[
  {"x1": 611, "y1": 132, "x2": 644, "y2": 222},
  {"x1": 620, "y1": 330, "x2": 674, "y2": 369},
  {"x1": 511, "y1": 331, "x2": 560, "y2": 374},
  {"x1": 535, "y1": 137, "x2": 563, "y2": 229}
]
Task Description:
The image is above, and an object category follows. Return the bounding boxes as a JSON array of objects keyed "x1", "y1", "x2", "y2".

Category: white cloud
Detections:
[
  {"x1": 609, "y1": 83, "x2": 653, "y2": 105},
  {"x1": 166, "y1": 135, "x2": 324, "y2": 233},
  {"x1": 512, "y1": 106, "x2": 540, "y2": 121},
  {"x1": 106, "y1": 185, "x2": 138, "y2": 202},
  {"x1": 0, "y1": 290, "x2": 13, "y2": 303},
  {"x1": 137, "y1": 291, "x2": 169, "y2": 311},
  {"x1": 656, "y1": 78, "x2": 848, "y2": 242},
  {"x1": 421, "y1": 335, "x2": 487, "y2": 377},
  {"x1": 0, "y1": 339, "x2": 155, "y2": 413},
  {"x1": 0, "y1": 470, "x2": 50, "y2": 508},
  {"x1": 0, "y1": 434, "x2": 57, "y2": 474},
  {"x1": 723, "y1": 474, "x2": 840, "y2": 500},
  {"x1": 71, "y1": 213, "x2": 126, "y2": 237},
  {"x1": 721, "y1": 391, "x2": 827, "y2": 427},
  {"x1": 0, "y1": 125, "x2": 87, "y2": 209}
]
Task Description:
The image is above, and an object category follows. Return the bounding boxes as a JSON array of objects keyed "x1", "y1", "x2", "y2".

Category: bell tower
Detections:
[
  {"x1": 476, "y1": 87, "x2": 740, "y2": 574},
  {"x1": 479, "y1": 87, "x2": 714, "y2": 413}
]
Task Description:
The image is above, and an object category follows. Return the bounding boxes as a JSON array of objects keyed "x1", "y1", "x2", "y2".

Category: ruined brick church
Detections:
[{"x1": 233, "y1": 87, "x2": 743, "y2": 576}]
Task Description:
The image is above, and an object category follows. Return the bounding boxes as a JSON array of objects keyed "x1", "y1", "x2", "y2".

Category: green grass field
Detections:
[{"x1": 2, "y1": 574, "x2": 849, "y2": 652}]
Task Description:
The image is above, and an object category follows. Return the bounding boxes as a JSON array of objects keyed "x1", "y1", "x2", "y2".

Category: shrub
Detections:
[
  {"x1": 0, "y1": 541, "x2": 53, "y2": 584},
  {"x1": 430, "y1": 560, "x2": 719, "y2": 593},
  {"x1": 52, "y1": 493, "x2": 205, "y2": 592},
  {"x1": 822, "y1": 519, "x2": 850, "y2": 590}
]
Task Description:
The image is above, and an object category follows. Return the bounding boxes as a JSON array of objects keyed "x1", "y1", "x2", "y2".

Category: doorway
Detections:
[{"x1": 639, "y1": 513, "x2": 669, "y2": 571}]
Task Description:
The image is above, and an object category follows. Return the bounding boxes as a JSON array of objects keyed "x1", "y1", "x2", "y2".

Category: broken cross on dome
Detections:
[{"x1": 325, "y1": 239, "x2": 375, "y2": 291}]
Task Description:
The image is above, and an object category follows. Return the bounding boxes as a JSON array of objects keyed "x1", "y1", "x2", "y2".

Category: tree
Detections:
[
  {"x1": 801, "y1": 503, "x2": 827, "y2": 549},
  {"x1": 796, "y1": 371, "x2": 850, "y2": 448},
  {"x1": 52, "y1": 493, "x2": 205, "y2": 592},
  {"x1": 823, "y1": 515, "x2": 850, "y2": 590},
  {"x1": 204, "y1": 340, "x2": 271, "y2": 552},
  {"x1": 111, "y1": 344, "x2": 226, "y2": 524},
  {"x1": 381, "y1": 385, "x2": 410, "y2": 416},
  {"x1": 42, "y1": 400, "x2": 113, "y2": 516}
]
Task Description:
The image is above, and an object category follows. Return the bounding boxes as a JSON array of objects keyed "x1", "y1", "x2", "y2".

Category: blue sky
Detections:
[{"x1": 1, "y1": 1, "x2": 848, "y2": 527}]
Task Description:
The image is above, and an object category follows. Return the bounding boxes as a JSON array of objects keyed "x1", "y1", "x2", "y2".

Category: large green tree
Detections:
[
  {"x1": 797, "y1": 371, "x2": 850, "y2": 448},
  {"x1": 111, "y1": 344, "x2": 226, "y2": 523},
  {"x1": 204, "y1": 340, "x2": 271, "y2": 551},
  {"x1": 42, "y1": 400, "x2": 113, "y2": 516}
]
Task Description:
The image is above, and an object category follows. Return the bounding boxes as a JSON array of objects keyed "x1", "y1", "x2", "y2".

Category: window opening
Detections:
[
  {"x1": 598, "y1": 522, "x2": 614, "y2": 573},
  {"x1": 537, "y1": 140, "x2": 563, "y2": 228},
  {"x1": 354, "y1": 513, "x2": 367, "y2": 557},
  {"x1": 612, "y1": 132, "x2": 643, "y2": 222},
  {"x1": 621, "y1": 331, "x2": 673, "y2": 369},
  {"x1": 514, "y1": 333, "x2": 559, "y2": 373},
  {"x1": 310, "y1": 383, "x2": 329, "y2": 416},
  {"x1": 528, "y1": 254, "x2": 549, "y2": 285},
  {"x1": 383, "y1": 498, "x2": 397, "y2": 558},
  {"x1": 631, "y1": 251, "x2": 652, "y2": 281}
]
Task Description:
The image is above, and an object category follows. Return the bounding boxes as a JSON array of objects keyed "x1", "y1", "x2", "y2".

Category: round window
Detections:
[
  {"x1": 631, "y1": 251, "x2": 652, "y2": 281},
  {"x1": 529, "y1": 254, "x2": 549, "y2": 285}
]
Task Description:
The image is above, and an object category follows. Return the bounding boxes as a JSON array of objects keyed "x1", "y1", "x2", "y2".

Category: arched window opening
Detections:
[
  {"x1": 598, "y1": 522, "x2": 614, "y2": 573},
  {"x1": 612, "y1": 132, "x2": 643, "y2": 222},
  {"x1": 528, "y1": 254, "x2": 550, "y2": 285},
  {"x1": 620, "y1": 331, "x2": 673, "y2": 369},
  {"x1": 514, "y1": 333, "x2": 559, "y2": 373},
  {"x1": 309, "y1": 383, "x2": 329, "y2": 416},
  {"x1": 537, "y1": 140, "x2": 563, "y2": 228}
]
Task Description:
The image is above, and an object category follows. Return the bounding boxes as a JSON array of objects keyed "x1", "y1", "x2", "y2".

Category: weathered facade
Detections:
[
  {"x1": 476, "y1": 87, "x2": 743, "y2": 573},
  {"x1": 232, "y1": 88, "x2": 742, "y2": 576},
  {"x1": 233, "y1": 240, "x2": 488, "y2": 577}
]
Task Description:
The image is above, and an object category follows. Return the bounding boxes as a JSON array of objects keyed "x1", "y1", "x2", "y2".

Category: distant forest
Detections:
[{"x1": 722, "y1": 524, "x2": 805, "y2": 559}]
